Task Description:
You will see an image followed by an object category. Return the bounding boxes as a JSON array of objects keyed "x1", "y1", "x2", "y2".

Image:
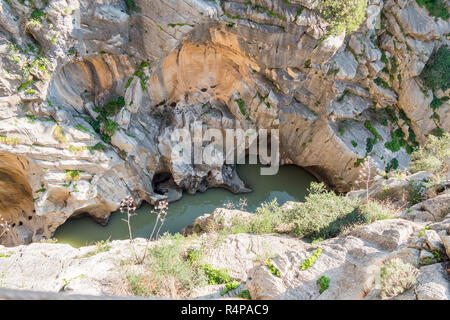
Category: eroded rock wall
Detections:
[{"x1": 0, "y1": 0, "x2": 448, "y2": 245}]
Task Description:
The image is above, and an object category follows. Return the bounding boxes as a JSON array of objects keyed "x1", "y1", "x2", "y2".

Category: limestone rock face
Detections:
[{"x1": 0, "y1": 0, "x2": 449, "y2": 245}]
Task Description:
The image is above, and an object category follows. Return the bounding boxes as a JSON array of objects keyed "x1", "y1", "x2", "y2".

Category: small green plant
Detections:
[
  {"x1": 220, "y1": 280, "x2": 240, "y2": 296},
  {"x1": 299, "y1": 248, "x2": 322, "y2": 270},
  {"x1": 61, "y1": 274, "x2": 87, "y2": 290},
  {"x1": 53, "y1": 125, "x2": 67, "y2": 144},
  {"x1": 265, "y1": 258, "x2": 281, "y2": 277},
  {"x1": 87, "y1": 142, "x2": 107, "y2": 153},
  {"x1": 317, "y1": 275, "x2": 330, "y2": 294},
  {"x1": 375, "y1": 258, "x2": 418, "y2": 299},
  {"x1": 237, "y1": 289, "x2": 251, "y2": 299},
  {"x1": 0, "y1": 136, "x2": 19, "y2": 145},
  {"x1": 201, "y1": 264, "x2": 231, "y2": 284},
  {"x1": 65, "y1": 170, "x2": 82, "y2": 181},
  {"x1": 385, "y1": 158, "x2": 399, "y2": 172},
  {"x1": 18, "y1": 80, "x2": 34, "y2": 91},
  {"x1": 125, "y1": 0, "x2": 139, "y2": 14},
  {"x1": 418, "y1": 226, "x2": 430, "y2": 238},
  {"x1": 78, "y1": 240, "x2": 111, "y2": 258},
  {"x1": 235, "y1": 98, "x2": 246, "y2": 116}
]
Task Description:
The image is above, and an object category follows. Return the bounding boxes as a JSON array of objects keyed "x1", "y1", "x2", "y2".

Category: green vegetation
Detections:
[
  {"x1": 220, "y1": 280, "x2": 240, "y2": 296},
  {"x1": 0, "y1": 136, "x2": 19, "y2": 145},
  {"x1": 375, "y1": 258, "x2": 418, "y2": 299},
  {"x1": 364, "y1": 121, "x2": 381, "y2": 142},
  {"x1": 385, "y1": 158, "x2": 399, "y2": 172},
  {"x1": 284, "y1": 183, "x2": 361, "y2": 240},
  {"x1": 244, "y1": 2, "x2": 286, "y2": 22},
  {"x1": 76, "y1": 124, "x2": 92, "y2": 133},
  {"x1": 53, "y1": 125, "x2": 67, "y2": 144},
  {"x1": 299, "y1": 248, "x2": 322, "y2": 270},
  {"x1": 65, "y1": 170, "x2": 82, "y2": 181},
  {"x1": 125, "y1": 0, "x2": 139, "y2": 14},
  {"x1": 407, "y1": 181, "x2": 426, "y2": 205},
  {"x1": 235, "y1": 98, "x2": 247, "y2": 116},
  {"x1": 127, "y1": 234, "x2": 207, "y2": 297},
  {"x1": 237, "y1": 289, "x2": 251, "y2": 299},
  {"x1": 126, "y1": 234, "x2": 241, "y2": 298},
  {"x1": 201, "y1": 264, "x2": 231, "y2": 284},
  {"x1": 358, "y1": 201, "x2": 394, "y2": 223},
  {"x1": 86, "y1": 96, "x2": 124, "y2": 143},
  {"x1": 409, "y1": 132, "x2": 449, "y2": 174},
  {"x1": 87, "y1": 142, "x2": 107, "y2": 153},
  {"x1": 77, "y1": 240, "x2": 111, "y2": 258},
  {"x1": 265, "y1": 258, "x2": 281, "y2": 277},
  {"x1": 316, "y1": 0, "x2": 368, "y2": 35},
  {"x1": 212, "y1": 182, "x2": 393, "y2": 242},
  {"x1": 420, "y1": 45, "x2": 449, "y2": 92},
  {"x1": 416, "y1": 0, "x2": 449, "y2": 20},
  {"x1": 418, "y1": 226, "x2": 430, "y2": 238},
  {"x1": 317, "y1": 275, "x2": 330, "y2": 294},
  {"x1": 374, "y1": 77, "x2": 389, "y2": 88}
]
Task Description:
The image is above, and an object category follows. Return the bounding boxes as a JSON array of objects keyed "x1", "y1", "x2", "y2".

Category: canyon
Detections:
[{"x1": 0, "y1": 0, "x2": 449, "y2": 301}]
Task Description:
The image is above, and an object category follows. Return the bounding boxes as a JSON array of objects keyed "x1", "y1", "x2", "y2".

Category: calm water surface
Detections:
[{"x1": 54, "y1": 164, "x2": 316, "y2": 247}]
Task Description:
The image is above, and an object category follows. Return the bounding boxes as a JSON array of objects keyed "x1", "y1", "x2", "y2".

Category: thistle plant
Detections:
[
  {"x1": 356, "y1": 156, "x2": 376, "y2": 203},
  {"x1": 149, "y1": 200, "x2": 169, "y2": 241},
  {"x1": 238, "y1": 197, "x2": 248, "y2": 211},
  {"x1": 120, "y1": 196, "x2": 170, "y2": 264},
  {"x1": 120, "y1": 196, "x2": 138, "y2": 261}
]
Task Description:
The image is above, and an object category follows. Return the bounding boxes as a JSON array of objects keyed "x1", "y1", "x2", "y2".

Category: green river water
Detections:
[{"x1": 54, "y1": 164, "x2": 316, "y2": 247}]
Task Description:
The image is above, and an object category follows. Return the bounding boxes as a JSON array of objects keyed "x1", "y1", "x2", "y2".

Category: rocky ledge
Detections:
[{"x1": 0, "y1": 172, "x2": 448, "y2": 300}]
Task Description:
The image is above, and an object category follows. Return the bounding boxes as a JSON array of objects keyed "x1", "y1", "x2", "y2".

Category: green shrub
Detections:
[
  {"x1": 220, "y1": 280, "x2": 240, "y2": 296},
  {"x1": 220, "y1": 198, "x2": 283, "y2": 235},
  {"x1": 125, "y1": 0, "x2": 139, "y2": 14},
  {"x1": 65, "y1": 170, "x2": 82, "y2": 181},
  {"x1": 299, "y1": 248, "x2": 322, "y2": 270},
  {"x1": 201, "y1": 264, "x2": 231, "y2": 285},
  {"x1": 416, "y1": 0, "x2": 449, "y2": 20},
  {"x1": 103, "y1": 119, "x2": 118, "y2": 137},
  {"x1": 420, "y1": 45, "x2": 450, "y2": 92},
  {"x1": 407, "y1": 181, "x2": 426, "y2": 205},
  {"x1": 237, "y1": 289, "x2": 251, "y2": 299},
  {"x1": 316, "y1": 0, "x2": 368, "y2": 35},
  {"x1": 375, "y1": 258, "x2": 418, "y2": 299},
  {"x1": 317, "y1": 275, "x2": 330, "y2": 294},
  {"x1": 265, "y1": 258, "x2": 281, "y2": 277},
  {"x1": 284, "y1": 182, "x2": 361, "y2": 239},
  {"x1": 386, "y1": 158, "x2": 399, "y2": 172},
  {"x1": 102, "y1": 96, "x2": 125, "y2": 116},
  {"x1": 410, "y1": 132, "x2": 450, "y2": 174},
  {"x1": 358, "y1": 201, "x2": 394, "y2": 223}
]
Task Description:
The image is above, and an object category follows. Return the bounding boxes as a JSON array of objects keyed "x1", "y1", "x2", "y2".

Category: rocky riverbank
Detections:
[{"x1": 1, "y1": 171, "x2": 448, "y2": 300}]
